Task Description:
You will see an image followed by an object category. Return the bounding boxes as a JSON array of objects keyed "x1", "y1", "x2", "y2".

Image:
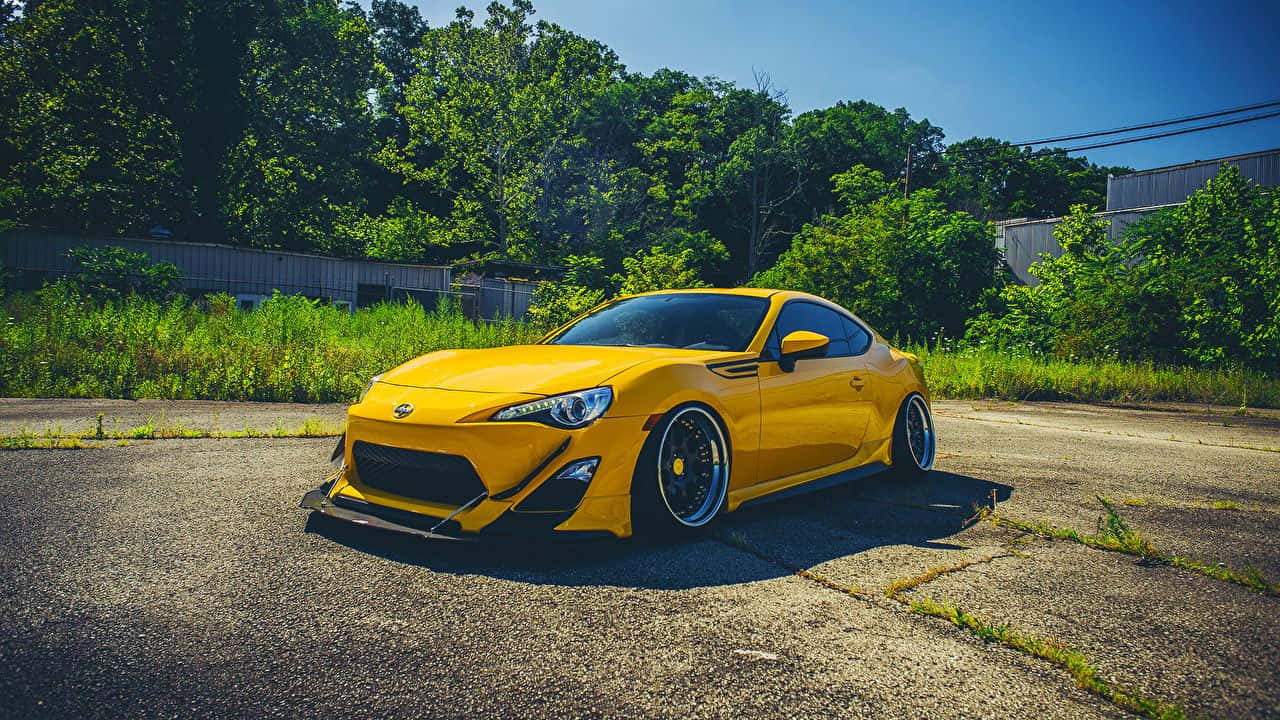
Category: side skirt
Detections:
[{"x1": 734, "y1": 461, "x2": 890, "y2": 510}]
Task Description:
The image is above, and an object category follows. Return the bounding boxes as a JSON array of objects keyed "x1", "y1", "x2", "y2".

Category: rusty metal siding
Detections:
[
  {"x1": 1, "y1": 230, "x2": 451, "y2": 304},
  {"x1": 1106, "y1": 148, "x2": 1280, "y2": 211}
]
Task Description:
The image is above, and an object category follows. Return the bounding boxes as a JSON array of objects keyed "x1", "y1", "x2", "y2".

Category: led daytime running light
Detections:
[{"x1": 494, "y1": 387, "x2": 612, "y2": 428}]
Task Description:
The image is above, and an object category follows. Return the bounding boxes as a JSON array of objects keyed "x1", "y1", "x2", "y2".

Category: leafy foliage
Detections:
[
  {"x1": 9, "y1": 0, "x2": 1270, "y2": 381},
  {"x1": 0, "y1": 1, "x2": 1115, "y2": 283},
  {"x1": 967, "y1": 166, "x2": 1280, "y2": 371},
  {"x1": 753, "y1": 171, "x2": 1001, "y2": 342},
  {"x1": 611, "y1": 245, "x2": 709, "y2": 296},
  {"x1": 66, "y1": 245, "x2": 180, "y2": 301}
]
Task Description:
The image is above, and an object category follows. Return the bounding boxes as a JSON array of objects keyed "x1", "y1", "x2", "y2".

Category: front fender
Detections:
[{"x1": 607, "y1": 358, "x2": 762, "y2": 492}]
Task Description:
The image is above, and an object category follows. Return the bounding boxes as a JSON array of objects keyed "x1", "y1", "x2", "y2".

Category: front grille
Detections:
[{"x1": 351, "y1": 441, "x2": 486, "y2": 506}]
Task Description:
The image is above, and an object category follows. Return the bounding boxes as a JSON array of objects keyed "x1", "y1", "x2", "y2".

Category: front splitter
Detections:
[{"x1": 299, "y1": 486, "x2": 476, "y2": 542}]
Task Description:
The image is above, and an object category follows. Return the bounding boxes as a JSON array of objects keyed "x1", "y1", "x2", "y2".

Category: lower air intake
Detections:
[{"x1": 351, "y1": 441, "x2": 486, "y2": 507}]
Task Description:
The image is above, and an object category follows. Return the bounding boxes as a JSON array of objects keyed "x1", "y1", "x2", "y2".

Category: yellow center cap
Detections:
[{"x1": 672, "y1": 457, "x2": 685, "y2": 475}]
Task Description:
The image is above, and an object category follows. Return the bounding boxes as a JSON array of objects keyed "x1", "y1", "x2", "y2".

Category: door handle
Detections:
[{"x1": 849, "y1": 376, "x2": 866, "y2": 390}]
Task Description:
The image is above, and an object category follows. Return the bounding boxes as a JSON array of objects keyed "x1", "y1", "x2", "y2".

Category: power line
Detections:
[
  {"x1": 1059, "y1": 109, "x2": 1280, "y2": 153},
  {"x1": 944, "y1": 98, "x2": 1280, "y2": 155},
  {"x1": 937, "y1": 109, "x2": 1280, "y2": 170}
]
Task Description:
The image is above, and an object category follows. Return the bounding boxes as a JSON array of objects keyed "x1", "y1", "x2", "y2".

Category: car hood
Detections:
[{"x1": 379, "y1": 344, "x2": 724, "y2": 396}]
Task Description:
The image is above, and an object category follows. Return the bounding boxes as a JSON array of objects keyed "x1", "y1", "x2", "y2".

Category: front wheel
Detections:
[
  {"x1": 632, "y1": 405, "x2": 730, "y2": 535},
  {"x1": 891, "y1": 393, "x2": 936, "y2": 478}
]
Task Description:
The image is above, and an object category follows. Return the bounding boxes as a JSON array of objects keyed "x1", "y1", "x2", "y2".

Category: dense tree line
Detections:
[{"x1": 0, "y1": 0, "x2": 1124, "y2": 287}]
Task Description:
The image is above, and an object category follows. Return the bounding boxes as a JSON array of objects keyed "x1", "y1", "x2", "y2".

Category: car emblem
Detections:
[{"x1": 393, "y1": 403, "x2": 414, "y2": 419}]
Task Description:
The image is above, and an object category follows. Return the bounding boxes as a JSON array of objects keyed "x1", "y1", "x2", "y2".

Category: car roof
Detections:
[
  {"x1": 626, "y1": 288, "x2": 835, "y2": 305},
  {"x1": 626, "y1": 287, "x2": 779, "y2": 299}
]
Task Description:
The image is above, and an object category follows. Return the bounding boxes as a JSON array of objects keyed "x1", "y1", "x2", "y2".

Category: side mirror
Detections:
[{"x1": 778, "y1": 330, "x2": 829, "y2": 372}]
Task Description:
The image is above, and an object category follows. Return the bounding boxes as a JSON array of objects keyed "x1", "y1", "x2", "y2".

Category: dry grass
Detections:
[{"x1": 883, "y1": 554, "x2": 1007, "y2": 597}]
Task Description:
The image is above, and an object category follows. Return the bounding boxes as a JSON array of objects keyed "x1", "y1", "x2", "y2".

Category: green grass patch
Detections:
[
  {"x1": 1122, "y1": 495, "x2": 1280, "y2": 514},
  {"x1": 883, "y1": 553, "x2": 1007, "y2": 598},
  {"x1": 0, "y1": 428, "x2": 89, "y2": 449},
  {"x1": 909, "y1": 597, "x2": 1187, "y2": 720},
  {"x1": 0, "y1": 413, "x2": 344, "y2": 448}
]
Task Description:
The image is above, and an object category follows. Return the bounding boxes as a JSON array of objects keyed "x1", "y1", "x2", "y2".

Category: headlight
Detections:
[
  {"x1": 358, "y1": 373, "x2": 383, "y2": 403},
  {"x1": 493, "y1": 387, "x2": 613, "y2": 429}
]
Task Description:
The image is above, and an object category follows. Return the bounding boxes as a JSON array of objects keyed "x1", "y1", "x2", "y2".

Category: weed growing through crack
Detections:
[
  {"x1": 909, "y1": 597, "x2": 1187, "y2": 720},
  {"x1": 883, "y1": 554, "x2": 1010, "y2": 597},
  {"x1": 714, "y1": 528, "x2": 1190, "y2": 720},
  {"x1": 980, "y1": 496, "x2": 1279, "y2": 596}
]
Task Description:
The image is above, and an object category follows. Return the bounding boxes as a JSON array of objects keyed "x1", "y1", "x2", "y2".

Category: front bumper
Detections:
[{"x1": 300, "y1": 388, "x2": 650, "y2": 540}]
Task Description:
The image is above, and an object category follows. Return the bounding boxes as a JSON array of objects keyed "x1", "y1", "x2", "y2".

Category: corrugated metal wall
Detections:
[
  {"x1": 1, "y1": 230, "x2": 450, "y2": 305},
  {"x1": 1106, "y1": 148, "x2": 1280, "y2": 211},
  {"x1": 999, "y1": 209, "x2": 1160, "y2": 285},
  {"x1": 455, "y1": 277, "x2": 537, "y2": 320},
  {"x1": 1, "y1": 230, "x2": 549, "y2": 319}
]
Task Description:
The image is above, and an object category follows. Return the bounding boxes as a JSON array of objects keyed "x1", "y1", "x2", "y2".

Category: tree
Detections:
[
  {"x1": 369, "y1": 0, "x2": 429, "y2": 126},
  {"x1": 66, "y1": 245, "x2": 181, "y2": 301},
  {"x1": 393, "y1": 2, "x2": 620, "y2": 258},
  {"x1": 753, "y1": 181, "x2": 1001, "y2": 341},
  {"x1": 0, "y1": 0, "x2": 188, "y2": 235},
  {"x1": 220, "y1": 0, "x2": 379, "y2": 253},
  {"x1": 938, "y1": 138, "x2": 1127, "y2": 220},
  {"x1": 712, "y1": 73, "x2": 803, "y2": 278},
  {"x1": 612, "y1": 245, "x2": 709, "y2": 295},
  {"x1": 791, "y1": 100, "x2": 945, "y2": 217},
  {"x1": 966, "y1": 166, "x2": 1280, "y2": 370}
]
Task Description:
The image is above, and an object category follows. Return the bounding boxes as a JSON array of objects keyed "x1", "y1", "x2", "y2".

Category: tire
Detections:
[
  {"x1": 631, "y1": 404, "x2": 731, "y2": 536},
  {"x1": 891, "y1": 393, "x2": 936, "y2": 479}
]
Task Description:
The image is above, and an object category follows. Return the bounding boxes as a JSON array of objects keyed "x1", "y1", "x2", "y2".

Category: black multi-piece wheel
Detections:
[
  {"x1": 633, "y1": 404, "x2": 730, "y2": 533},
  {"x1": 892, "y1": 393, "x2": 936, "y2": 478}
]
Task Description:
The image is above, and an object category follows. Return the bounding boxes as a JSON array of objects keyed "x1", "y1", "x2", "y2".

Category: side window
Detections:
[
  {"x1": 842, "y1": 315, "x2": 872, "y2": 356},
  {"x1": 774, "y1": 302, "x2": 852, "y2": 357}
]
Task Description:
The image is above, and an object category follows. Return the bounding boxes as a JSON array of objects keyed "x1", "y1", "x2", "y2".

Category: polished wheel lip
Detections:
[
  {"x1": 905, "y1": 394, "x2": 936, "y2": 471},
  {"x1": 656, "y1": 407, "x2": 729, "y2": 527}
]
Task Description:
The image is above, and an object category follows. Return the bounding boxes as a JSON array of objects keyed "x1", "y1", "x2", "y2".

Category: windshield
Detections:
[{"x1": 548, "y1": 293, "x2": 769, "y2": 352}]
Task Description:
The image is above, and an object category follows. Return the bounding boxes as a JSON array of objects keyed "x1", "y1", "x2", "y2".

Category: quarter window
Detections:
[{"x1": 842, "y1": 315, "x2": 872, "y2": 355}]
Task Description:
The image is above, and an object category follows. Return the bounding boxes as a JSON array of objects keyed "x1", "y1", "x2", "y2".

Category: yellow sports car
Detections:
[{"x1": 301, "y1": 288, "x2": 935, "y2": 540}]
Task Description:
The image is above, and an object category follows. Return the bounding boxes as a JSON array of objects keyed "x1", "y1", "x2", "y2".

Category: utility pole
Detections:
[{"x1": 904, "y1": 147, "x2": 912, "y2": 198}]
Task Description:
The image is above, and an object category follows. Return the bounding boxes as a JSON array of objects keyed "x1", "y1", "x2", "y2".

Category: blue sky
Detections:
[{"x1": 403, "y1": 0, "x2": 1280, "y2": 171}]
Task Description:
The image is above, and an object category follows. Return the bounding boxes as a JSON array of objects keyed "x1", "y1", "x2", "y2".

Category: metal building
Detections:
[
  {"x1": 2, "y1": 230, "x2": 458, "y2": 312},
  {"x1": 1106, "y1": 147, "x2": 1280, "y2": 211}
]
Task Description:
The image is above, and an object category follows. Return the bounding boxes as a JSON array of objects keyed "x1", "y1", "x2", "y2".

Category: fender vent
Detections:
[{"x1": 351, "y1": 441, "x2": 486, "y2": 507}]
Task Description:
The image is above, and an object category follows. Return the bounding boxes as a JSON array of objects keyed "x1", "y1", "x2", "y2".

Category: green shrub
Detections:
[
  {"x1": 66, "y1": 245, "x2": 181, "y2": 301},
  {"x1": 966, "y1": 165, "x2": 1280, "y2": 372}
]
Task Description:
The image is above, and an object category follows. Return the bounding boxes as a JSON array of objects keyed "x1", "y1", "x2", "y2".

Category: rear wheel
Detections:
[
  {"x1": 892, "y1": 393, "x2": 936, "y2": 478},
  {"x1": 632, "y1": 405, "x2": 730, "y2": 534}
]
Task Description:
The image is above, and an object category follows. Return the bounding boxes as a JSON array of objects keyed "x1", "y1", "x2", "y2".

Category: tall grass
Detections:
[
  {"x1": 910, "y1": 345, "x2": 1279, "y2": 408},
  {"x1": 0, "y1": 286, "x2": 539, "y2": 402},
  {"x1": 2, "y1": 286, "x2": 1276, "y2": 407}
]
